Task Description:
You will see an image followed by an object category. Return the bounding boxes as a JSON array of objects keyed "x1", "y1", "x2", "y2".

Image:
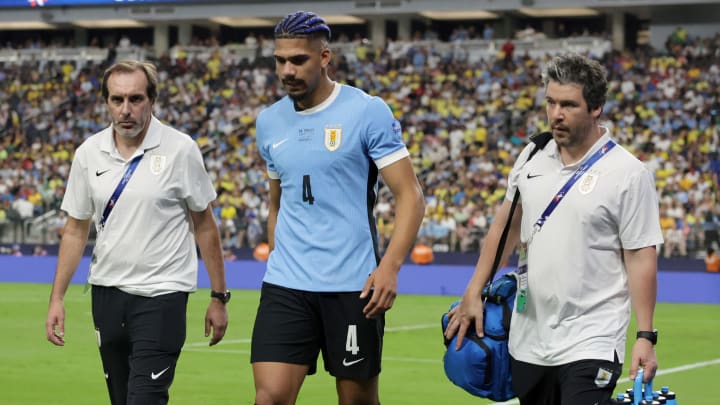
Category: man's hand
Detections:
[
  {"x1": 205, "y1": 300, "x2": 229, "y2": 346},
  {"x1": 443, "y1": 294, "x2": 485, "y2": 350},
  {"x1": 46, "y1": 300, "x2": 66, "y2": 346},
  {"x1": 360, "y1": 265, "x2": 398, "y2": 319},
  {"x1": 629, "y1": 339, "x2": 658, "y2": 382}
]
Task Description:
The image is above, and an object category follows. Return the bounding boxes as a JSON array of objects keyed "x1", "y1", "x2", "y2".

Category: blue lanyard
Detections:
[
  {"x1": 533, "y1": 140, "x2": 616, "y2": 231},
  {"x1": 99, "y1": 154, "x2": 143, "y2": 228}
]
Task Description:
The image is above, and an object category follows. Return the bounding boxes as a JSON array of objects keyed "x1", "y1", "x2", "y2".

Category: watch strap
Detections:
[
  {"x1": 211, "y1": 290, "x2": 231, "y2": 304},
  {"x1": 636, "y1": 330, "x2": 657, "y2": 345}
]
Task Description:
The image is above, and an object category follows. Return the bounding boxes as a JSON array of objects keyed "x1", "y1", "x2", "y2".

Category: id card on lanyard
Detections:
[
  {"x1": 516, "y1": 242, "x2": 529, "y2": 312},
  {"x1": 515, "y1": 140, "x2": 615, "y2": 313}
]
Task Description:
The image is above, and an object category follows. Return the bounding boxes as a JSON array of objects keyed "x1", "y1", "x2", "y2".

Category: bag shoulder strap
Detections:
[
  {"x1": 529, "y1": 131, "x2": 553, "y2": 152},
  {"x1": 488, "y1": 132, "x2": 552, "y2": 285}
]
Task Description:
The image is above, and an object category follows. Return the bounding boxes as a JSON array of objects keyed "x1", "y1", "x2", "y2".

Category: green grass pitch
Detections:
[{"x1": 2, "y1": 283, "x2": 718, "y2": 404}]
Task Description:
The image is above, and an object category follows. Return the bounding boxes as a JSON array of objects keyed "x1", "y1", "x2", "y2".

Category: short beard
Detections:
[
  {"x1": 113, "y1": 123, "x2": 143, "y2": 138},
  {"x1": 288, "y1": 91, "x2": 315, "y2": 111},
  {"x1": 286, "y1": 88, "x2": 309, "y2": 102},
  {"x1": 287, "y1": 93, "x2": 301, "y2": 101}
]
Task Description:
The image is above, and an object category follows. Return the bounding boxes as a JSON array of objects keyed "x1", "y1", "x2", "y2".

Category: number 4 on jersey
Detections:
[
  {"x1": 346, "y1": 324, "x2": 360, "y2": 355},
  {"x1": 302, "y1": 174, "x2": 315, "y2": 205}
]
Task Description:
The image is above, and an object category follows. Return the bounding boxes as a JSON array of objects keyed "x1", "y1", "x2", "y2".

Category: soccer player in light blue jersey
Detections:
[{"x1": 251, "y1": 10, "x2": 425, "y2": 405}]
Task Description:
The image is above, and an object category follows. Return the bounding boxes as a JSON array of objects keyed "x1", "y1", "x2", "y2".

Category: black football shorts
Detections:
[{"x1": 251, "y1": 282, "x2": 384, "y2": 379}]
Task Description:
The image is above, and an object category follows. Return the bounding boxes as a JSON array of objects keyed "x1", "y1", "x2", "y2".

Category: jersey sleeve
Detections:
[
  {"x1": 364, "y1": 96, "x2": 409, "y2": 169},
  {"x1": 618, "y1": 166, "x2": 664, "y2": 249},
  {"x1": 181, "y1": 141, "x2": 217, "y2": 212},
  {"x1": 60, "y1": 145, "x2": 94, "y2": 220},
  {"x1": 505, "y1": 142, "x2": 537, "y2": 202},
  {"x1": 255, "y1": 109, "x2": 279, "y2": 179}
]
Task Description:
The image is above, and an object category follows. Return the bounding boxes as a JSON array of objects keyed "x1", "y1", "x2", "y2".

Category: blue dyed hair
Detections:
[{"x1": 274, "y1": 10, "x2": 331, "y2": 41}]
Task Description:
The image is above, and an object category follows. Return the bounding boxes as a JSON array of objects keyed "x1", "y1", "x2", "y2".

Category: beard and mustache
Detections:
[
  {"x1": 283, "y1": 78, "x2": 309, "y2": 101},
  {"x1": 113, "y1": 117, "x2": 147, "y2": 138}
]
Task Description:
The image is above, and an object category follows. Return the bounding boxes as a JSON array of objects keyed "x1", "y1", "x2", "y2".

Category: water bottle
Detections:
[
  {"x1": 652, "y1": 392, "x2": 666, "y2": 404},
  {"x1": 659, "y1": 386, "x2": 677, "y2": 405},
  {"x1": 611, "y1": 393, "x2": 632, "y2": 404},
  {"x1": 633, "y1": 369, "x2": 644, "y2": 404},
  {"x1": 631, "y1": 369, "x2": 656, "y2": 405},
  {"x1": 626, "y1": 388, "x2": 635, "y2": 401},
  {"x1": 646, "y1": 377, "x2": 654, "y2": 394},
  {"x1": 639, "y1": 397, "x2": 660, "y2": 405}
]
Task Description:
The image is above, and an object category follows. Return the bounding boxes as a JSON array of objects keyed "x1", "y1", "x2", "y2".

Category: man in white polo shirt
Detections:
[
  {"x1": 45, "y1": 60, "x2": 229, "y2": 405},
  {"x1": 445, "y1": 53, "x2": 663, "y2": 404}
]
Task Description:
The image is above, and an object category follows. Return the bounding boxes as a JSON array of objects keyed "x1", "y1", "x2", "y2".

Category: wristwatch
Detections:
[
  {"x1": 636, "y1": 329, "x2": 658, "y2": 345},
  {"x1": 210, "y1": 290, "x2": 231, "y2": 304}
]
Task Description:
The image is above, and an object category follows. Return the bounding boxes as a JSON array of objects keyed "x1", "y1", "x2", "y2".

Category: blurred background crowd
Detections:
[{"x1": 0, "y1": 26, "x2": 718, "y2": 259}]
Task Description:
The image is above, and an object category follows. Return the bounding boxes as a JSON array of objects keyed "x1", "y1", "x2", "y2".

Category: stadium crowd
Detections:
[{"x1": 0, "y1": 28, "x2": 718, "y2": 259}]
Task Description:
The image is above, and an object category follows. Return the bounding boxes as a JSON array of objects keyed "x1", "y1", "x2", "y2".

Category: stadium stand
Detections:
[{"x1": 0, "y1": 25, "x2": 718, "y2": 262}]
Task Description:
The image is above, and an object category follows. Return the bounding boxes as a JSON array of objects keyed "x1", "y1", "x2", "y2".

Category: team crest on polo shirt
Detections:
[
  {"x1": 150, "y1": 155, "x2": 167, "y2": 175},
  {"x1": 594, "y1": 367, "x2": 613, "y2": 387},
  {"x1": 578, "y1": 171, "x2": 599, "y2": 195},
  {"x1": 324, "y1": 125, "x2": 342, "y2": 151}
]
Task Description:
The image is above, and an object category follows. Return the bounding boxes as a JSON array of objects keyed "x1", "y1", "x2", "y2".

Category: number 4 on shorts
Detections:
[{"x1": 346, "y1": 324, "x2": 359, "y2": 355}]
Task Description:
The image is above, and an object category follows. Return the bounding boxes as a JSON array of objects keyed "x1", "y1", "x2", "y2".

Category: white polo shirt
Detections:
[
  {"x1": 506, "y1": 129, "x2": 663, "y2": 365},
  {"x1": 62, "y1": 116, "x2": 216, "y2": 297}
]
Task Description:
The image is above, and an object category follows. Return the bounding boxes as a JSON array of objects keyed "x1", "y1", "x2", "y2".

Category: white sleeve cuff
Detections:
[{"x1": 375, "y1": 147, "x2": 410, "y2": 170}]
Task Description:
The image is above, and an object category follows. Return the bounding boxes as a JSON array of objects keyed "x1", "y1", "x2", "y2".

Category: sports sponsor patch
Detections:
[
  {"x1": 392, "y1": 119, "x2": 402, "y2": 137},
  {"x1": 298, "y1": 128, "x2": 314, "y2": 142}
]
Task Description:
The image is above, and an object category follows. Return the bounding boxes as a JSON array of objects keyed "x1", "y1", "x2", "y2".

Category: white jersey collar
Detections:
[{"x1": 297, "y1": 82, "x2": 340, "y2": 115}]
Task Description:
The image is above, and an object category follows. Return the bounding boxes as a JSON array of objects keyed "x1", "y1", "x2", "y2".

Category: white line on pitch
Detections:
[
  {"x1": 184, "y1": 323, "x2": 439, "y2": 348},
  {"x1": 651, "y1": 358, "x2": 720, "y2": 377},
  {"x1": 182, "y1": 347, "x2": 440, "y2": 363},
  {"x1": 184, "y1": 324, "x2": 720, "y2": 390},
  {"x1": 386, "y1": 323, "x2": 438, "y2": 332}
]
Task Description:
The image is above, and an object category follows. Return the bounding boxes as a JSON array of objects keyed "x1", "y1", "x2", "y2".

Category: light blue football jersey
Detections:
[{"x1": 256, "y1": 83, "x2": 409, "y2": 292}]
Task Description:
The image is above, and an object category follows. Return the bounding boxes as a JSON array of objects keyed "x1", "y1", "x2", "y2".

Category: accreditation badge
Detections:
[{"x1": 516, "y1": 242, "x2": 529, "y2": 312}]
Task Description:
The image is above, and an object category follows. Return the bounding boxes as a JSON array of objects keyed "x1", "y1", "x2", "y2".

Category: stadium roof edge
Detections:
[{"x1": 1, "y1": 0, "x2": 719, "y2": 25}]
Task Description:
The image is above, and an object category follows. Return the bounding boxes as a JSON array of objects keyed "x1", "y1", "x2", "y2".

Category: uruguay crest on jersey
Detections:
[
  {"x1": 150, "y1": 155, "x2": 167, "y2": 175},
  {"x1": 324, "y1": 125, "x2": 342, "y2": 151},
  {"x1": 578, "y1": 171, "x2": 599, "y2": 195}
]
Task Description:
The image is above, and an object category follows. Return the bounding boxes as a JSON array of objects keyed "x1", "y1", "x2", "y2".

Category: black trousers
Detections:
[
  {"x1": 92, "y1": 285, "x2": 188, "y2": 405},
  {"x1": 511, "y1": 352, "x2": 622, "y2": 405}
]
